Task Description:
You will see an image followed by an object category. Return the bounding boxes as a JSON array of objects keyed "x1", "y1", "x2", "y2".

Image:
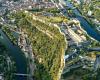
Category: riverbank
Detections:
[
  {"x1": 72, "y1": 2, "x2": 100, "y2": 36},
  {"x1": 2, "y1": 27, "x2": 17, "y2": 45}
]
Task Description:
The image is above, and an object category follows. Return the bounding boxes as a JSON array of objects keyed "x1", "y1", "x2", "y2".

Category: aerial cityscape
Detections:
[{"x1": 0, "y1": 0, "x2": 100, "y2": 80}]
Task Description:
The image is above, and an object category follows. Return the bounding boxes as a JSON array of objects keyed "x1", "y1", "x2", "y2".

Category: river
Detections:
[
  {"x1": 64, "y1": 1, "x2": 100, "y2": 41},
  {"x1": 0, "y1": 29, "x2": 27, "y2": 80}
]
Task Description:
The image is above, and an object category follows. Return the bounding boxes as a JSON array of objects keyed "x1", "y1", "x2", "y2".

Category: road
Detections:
[{"x1": 88, "y1": 48, "x2": 100, "y2": 52}]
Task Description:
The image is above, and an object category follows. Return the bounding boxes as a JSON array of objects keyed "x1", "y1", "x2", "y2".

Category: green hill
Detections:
[{"x1": 14, "y1": 11, "x2": 67, "y2": 80}]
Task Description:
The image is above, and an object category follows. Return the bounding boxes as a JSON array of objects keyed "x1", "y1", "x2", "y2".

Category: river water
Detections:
[
  {"x1": 73, "y1": 9, "x2": 100, "y2": 41},
  {"x1": 0, "y1": 29, "x2": 27, "y2": 80},
  {"x1": 65, "y1": 1, "x2": 100, "y2": 41}
]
